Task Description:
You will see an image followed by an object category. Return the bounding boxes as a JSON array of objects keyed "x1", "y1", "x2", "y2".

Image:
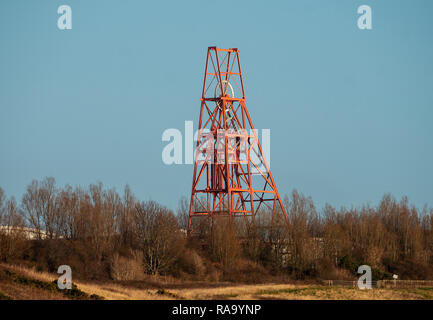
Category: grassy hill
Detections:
[{"x1": 1, "y1": 263, "x2": 433, "y2": 300}]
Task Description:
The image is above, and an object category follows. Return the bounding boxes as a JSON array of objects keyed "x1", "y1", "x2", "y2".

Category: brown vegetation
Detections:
[
  {"x1": 1, "y1": 178, "x2": 433, "y2": 285},
  {"x1": 1, "y1": 262, "x2": 433, "y2": 300}
]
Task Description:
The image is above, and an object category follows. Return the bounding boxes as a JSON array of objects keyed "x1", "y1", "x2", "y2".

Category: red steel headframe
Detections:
[{"x1": 188, "y1": 47, "x2": 288, "y2": 236}]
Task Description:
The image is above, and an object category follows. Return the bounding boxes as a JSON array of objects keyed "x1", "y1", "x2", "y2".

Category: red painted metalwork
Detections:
[{"x1": 188, "y1": 47, "x2": 288, "y2": 236}]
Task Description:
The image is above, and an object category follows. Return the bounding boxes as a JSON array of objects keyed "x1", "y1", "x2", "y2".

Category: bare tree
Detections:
[
  {"x1": 0, "y1": 195, "x2": 26, "y2": 261},
  {"x1": 285, "y1": 190, "x2": 318, "y2": 277},
  {"x1": 0, "y1": 187, "x2": 5, "y2": 226},
  {"x1": 134, "y1": 201, "x2": 184, "y2": 275},
  {"x1": 176, "y1": 196, "x2": 189, "y2": 231},
  {"x1": 87, "y1": 183, "x2": 119, "y2": 261},
  {"x1": 209, "y1": 217, "x2": 240, "y2": 269},
  {"x1": 56, "y1": 185, "x2": 79, "y2": 239},
  {"x1": 118, "y1": 185, "x2": 137, "y2": 248}
]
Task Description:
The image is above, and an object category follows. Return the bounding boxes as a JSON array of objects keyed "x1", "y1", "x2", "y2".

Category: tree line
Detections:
[{"x1": 0, "y1": 177, "x2": 432, "y2": 281}]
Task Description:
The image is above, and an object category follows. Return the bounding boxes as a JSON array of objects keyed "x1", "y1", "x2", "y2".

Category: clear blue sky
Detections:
[{"x1": 1, "y1": 0, "x2": 432, "y2": 211}]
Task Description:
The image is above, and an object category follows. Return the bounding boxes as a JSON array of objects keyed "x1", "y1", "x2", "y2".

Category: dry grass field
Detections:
[{"x1": 1, "y1": 263, "x2": 433, "y2": 300}]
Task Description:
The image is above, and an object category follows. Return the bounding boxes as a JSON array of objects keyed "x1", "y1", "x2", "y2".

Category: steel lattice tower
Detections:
[{"x1": 188, "y1": 47, "x2": 288, "y2": 236}]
